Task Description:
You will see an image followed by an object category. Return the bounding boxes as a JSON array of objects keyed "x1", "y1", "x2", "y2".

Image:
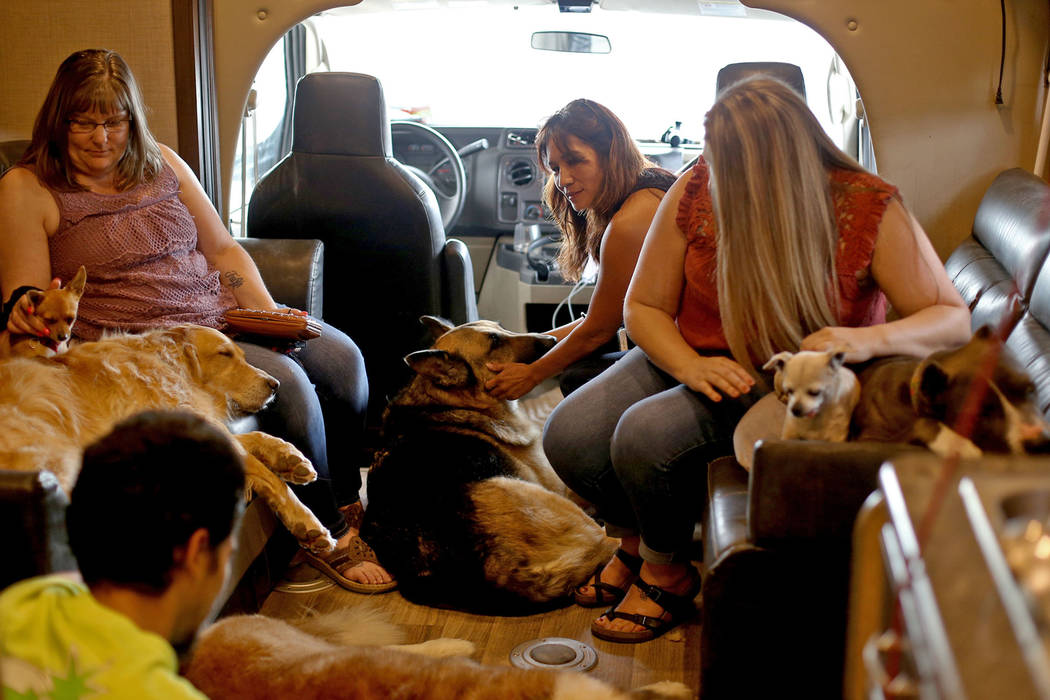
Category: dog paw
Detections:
[
  {"x1": 303, "y1": 528, "x2": 336, "y2": 554},
  {"x1": 273, "y1": 452, "x2": 317, "y2": 484},
  {"x1": 394, "y1": 638, "x2": 476, "y2": 658},
  {"x1": 238, "y1": 432, "x2": 317, "y2": 484}
]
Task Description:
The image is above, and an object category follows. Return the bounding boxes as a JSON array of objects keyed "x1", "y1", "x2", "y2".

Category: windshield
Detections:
[
  {"x1": 231, "y1": 1, "x2": 857, "y2": 232},
  {"x1": 312, "y1": 3, "x2": 839, "y2": 143}
]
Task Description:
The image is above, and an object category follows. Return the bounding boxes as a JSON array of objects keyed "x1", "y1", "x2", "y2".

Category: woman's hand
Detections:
[
  {"x1": 485, "y1": 362, "x2": 541, "y2": 400},
  {"x1": 680, "y1": 355, "x2": 755, "y2": 402},
  {"x1": 6, "y1": 278, "x2": 60, "y2": 336},
  {"x1": 801, "y1": 326, "x2": 873, "y2": 363},
  {"x1": 277, "y1": 307, "x2": 309, "y2": 317}
]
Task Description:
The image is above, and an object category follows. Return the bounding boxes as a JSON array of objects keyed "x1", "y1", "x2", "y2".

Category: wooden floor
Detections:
[
  {"x1": 259, "y1": 557, "x2": 702, "y2": 696},
  {"x1": 255, "y1": 388, "x2": 701, "y2": 696}
]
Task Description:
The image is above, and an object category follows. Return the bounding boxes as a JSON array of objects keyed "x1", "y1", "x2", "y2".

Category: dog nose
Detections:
[
  {"x1": 791, "y1": 404, "x2": 806, "y2": 417},
  {"x1": 267, "y1": 377, "x2": 279, "y2": 393},
  {"x1": 1023, "y1": 431, "x2": 1050, "y2": 454}
]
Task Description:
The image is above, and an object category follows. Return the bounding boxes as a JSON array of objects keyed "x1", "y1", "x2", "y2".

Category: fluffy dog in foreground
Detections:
[
  {"x1": 763, "y1": 349, "x2": 860, "y2": 442},
  {"x1": 361, "y1": 317, "x2": 617, "y2": 612},
  {"x1": 183, "y1": 607, "x2": 691, "y2": 700},
  {"x1": 0, "y1": 324, "x2": 334, "y2": 553},
  {"x1": 0, "y1": 265, "x2": 86, "y2": 359},
  {"x1": 852, "y1": 326, "x2": 1050, "y2": 456}
]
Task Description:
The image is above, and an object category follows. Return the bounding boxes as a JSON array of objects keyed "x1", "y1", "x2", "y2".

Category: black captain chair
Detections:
[
  {"x1": 246, "y1": 72, "x2": 478, "y2": 415},
  {"x1": 677, "y1": 62, "x2": 807, "y2": 177},
  {"x1": 716, "y1": 61, "x2": 806, "y2": 98}
]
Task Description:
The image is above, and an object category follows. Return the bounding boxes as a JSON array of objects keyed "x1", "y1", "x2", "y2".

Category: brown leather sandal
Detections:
[
  {"x1": 590, "y1": 567, "x2": 701, "y2": 643},
  {"x1": 301, "y1": 534, "x2": 398, "y2": 594},
  {"x1": 573, "y1": 549, "x2": 643, "y2": 608}
]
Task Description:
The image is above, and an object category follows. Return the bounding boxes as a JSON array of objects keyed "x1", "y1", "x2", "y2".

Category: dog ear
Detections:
[
  {"x1": 182, "y1": 342, "x2": 202, "y2": 378},
  {"x1": 405, "y1": 349, "x2": 472, "y2": 387},
  {"x1": 419, "y1": 315, "x2": 454, "y2": 342},
  {"x1": 25, "y1": 289, "x2": 46, "y2": 307},
  {"x1": 762, "y1": 352, "x2": 793, "y2": 373},
  {"x1": 828, "y1": 350, "x2": 846, "y2": 370},
  {"x1": 66, "y1": 266, "x2": 87, "y2": 298},
  {"x1": 913, "y1": 361, "x2": 949, "y2": 416}
]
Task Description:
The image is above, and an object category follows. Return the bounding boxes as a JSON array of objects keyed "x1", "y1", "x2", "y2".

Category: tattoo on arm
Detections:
[{"x1": 222, "y1": 271, "x2": 245, "y2": 289}]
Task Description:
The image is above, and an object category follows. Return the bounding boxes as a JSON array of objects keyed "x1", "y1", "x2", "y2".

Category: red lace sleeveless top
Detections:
[
  {"x1": 674, "y1": 157, "x2": 896, "y2": 351},
  {"x1": 44, "y1": 163, "x2": 235, "y2": 340}
]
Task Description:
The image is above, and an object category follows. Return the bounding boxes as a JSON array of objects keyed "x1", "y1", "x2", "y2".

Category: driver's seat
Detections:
[{"x1": 247, "y1": 71, "x2": 477, "y2": 414}]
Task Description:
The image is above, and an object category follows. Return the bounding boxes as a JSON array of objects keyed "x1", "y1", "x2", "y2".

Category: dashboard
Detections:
[
  {"x1": 391, "y1": 124, "x2": 697, "y2": 238},
  {"x1": 392, "y1": 125, "x2": 552, "y2": 236}
]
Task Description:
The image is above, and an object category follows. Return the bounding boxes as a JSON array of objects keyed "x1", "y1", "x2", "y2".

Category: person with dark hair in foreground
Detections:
[{"x1": 0, "y1": 410, "x2": 245, "y2": 699}]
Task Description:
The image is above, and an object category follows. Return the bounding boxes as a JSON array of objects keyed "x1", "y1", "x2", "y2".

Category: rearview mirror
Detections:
[{"x1": 530, "y1": 31, "x2": 611, "y2": 54}]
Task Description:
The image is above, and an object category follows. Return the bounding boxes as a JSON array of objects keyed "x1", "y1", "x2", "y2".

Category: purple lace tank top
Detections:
[{"x1": 45, "y1": 162, "x2": 236, "y2": 340}]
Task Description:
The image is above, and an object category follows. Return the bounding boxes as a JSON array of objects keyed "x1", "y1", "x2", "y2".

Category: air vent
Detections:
[{"x1": 506, "y1": 160, "x2": 535, "y2": 187}]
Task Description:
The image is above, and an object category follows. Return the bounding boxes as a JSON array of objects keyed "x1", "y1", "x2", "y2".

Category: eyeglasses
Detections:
[{"x1": 67, "y1": 117, "x2": 132, "y2": 134}]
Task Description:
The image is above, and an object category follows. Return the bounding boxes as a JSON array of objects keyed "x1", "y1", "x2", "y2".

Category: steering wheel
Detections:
[{"x1": 391, "y1": 120, "x2": 467, "y2": 231}]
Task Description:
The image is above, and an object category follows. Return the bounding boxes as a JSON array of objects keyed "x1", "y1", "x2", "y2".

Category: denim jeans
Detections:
[
  {"x1": 237, "y1": 320, "x2": 368, "y2": 537},
  {"x1": 544, "y1": 346, "x2": 762, "y2": 563}
]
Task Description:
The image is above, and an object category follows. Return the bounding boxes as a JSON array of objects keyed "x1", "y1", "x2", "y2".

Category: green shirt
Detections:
[{"x1": 0, "y1": 575, "x2": 207, "y2": 699}]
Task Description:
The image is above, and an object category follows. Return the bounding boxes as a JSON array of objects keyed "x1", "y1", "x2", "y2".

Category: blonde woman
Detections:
[
  {"x1": 485, "y1": 99, "x2": 674, "y2": 400},
  {"x1": 543, "y1": 77, "x2": 970, "y2": 643}
]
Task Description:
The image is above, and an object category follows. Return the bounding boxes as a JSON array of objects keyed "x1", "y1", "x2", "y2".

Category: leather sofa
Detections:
[
  {"x1": 0, "y1": 236, "x2": 326, "y2": 613},
  {"x1": 698, "y1": 167, "x2": 1050, "y2": 698}
]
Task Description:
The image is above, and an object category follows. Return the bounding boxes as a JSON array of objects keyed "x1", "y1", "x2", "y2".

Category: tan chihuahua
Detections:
[
  {"x1": 0, "y1": 266, "x2": 87, "y2": 359},
  {"x1": 763, "y1": 349, "x2": 860, "y2": 442}
]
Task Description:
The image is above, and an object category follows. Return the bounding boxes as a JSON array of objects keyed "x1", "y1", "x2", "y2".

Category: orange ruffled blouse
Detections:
[{"x1": 674, "y1": 157, "x2": 897, "y2": 352}]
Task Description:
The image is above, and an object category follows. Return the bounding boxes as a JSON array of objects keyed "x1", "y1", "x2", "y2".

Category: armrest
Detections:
[
  {"x1": 237, "y1": 237, "x2": 324, "y2": 318},
  {"x1": 0, "y1": 469, "x2": 76, "y2": 589},
  {"x1": 0, "y1": 139, "x2": 29, "y2": 175},
  {"x1": 442, "y1": 238, "x2": 478, "y2": 325},
  {"x1": 748, "y1": 439, "x2": 920, "y2": 548}
]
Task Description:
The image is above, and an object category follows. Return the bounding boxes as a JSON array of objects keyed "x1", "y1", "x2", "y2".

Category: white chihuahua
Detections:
[{"x1": 762, "y1": 349, "x2": 860, "y2": 442}]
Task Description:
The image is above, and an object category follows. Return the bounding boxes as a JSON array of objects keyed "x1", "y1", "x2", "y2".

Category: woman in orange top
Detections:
[{"x1": 543, "y1": 77, "x2": 970, "y2": 643}]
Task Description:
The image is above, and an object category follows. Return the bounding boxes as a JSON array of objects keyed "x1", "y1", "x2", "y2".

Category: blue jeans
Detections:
[
  {"x1": 543, "y1": 346, "x2": 761, "y2": 564},
  {"x1": 237, "y1": 320, "x2": 368, "y2": 537}
]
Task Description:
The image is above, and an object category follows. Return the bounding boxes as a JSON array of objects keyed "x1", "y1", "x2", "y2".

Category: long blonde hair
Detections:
[
  {"x1": 704, "y1": 77, "x2": 865, "y2": 373},
  {"x1": 536, "y1": 99, "x2": 651, "y2": 282},
  {"x1": 23, "y1": 49, "x2": 164, "y2": 191}
]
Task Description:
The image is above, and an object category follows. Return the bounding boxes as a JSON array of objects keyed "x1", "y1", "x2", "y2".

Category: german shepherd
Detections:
[
  {"x1": 852, "y1": 326, "x2": 1050, "y2": 456},
  {"x1": 361, "y1": 317, "x2": 617, "y2": 613}
]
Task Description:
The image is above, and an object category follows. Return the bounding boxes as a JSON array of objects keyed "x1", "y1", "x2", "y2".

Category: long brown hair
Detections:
[
  {"x1": 537, "y1": 99, "x2": 651, "y2": 282},
  {"x1": 704, "y1": 77, "x2": 865, "y2": 373},
  {"x1": 22, "y1": 49, "x2": 163, "y2": 191}
]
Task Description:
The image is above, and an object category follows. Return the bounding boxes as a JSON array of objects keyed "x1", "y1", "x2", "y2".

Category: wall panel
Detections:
[{"x1": 0, "y1": 0, "x2": 177, "y2": 147}]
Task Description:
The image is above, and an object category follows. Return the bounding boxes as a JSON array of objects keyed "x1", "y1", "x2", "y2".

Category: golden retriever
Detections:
[
  {"x1": 0, "y1": 324, "x2": 334, "y2": 553},
  {"x1": 183, "y1": 606, "x2": 691, "y2": 700}
]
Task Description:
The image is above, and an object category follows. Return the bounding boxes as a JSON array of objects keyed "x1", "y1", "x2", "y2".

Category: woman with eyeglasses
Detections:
[
  {"x1": 484, "y1": 98, "x2": 675, "y2": 401},
  {"x1": 0, "y1": 49, "x2": 395, "y2": 594}
]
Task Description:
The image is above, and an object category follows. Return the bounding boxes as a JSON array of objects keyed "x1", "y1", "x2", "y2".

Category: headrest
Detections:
[
  {"x1": 291, "y1": 72, "x2": 392, "y2": 157},
  {"x1": 716, "y1": 62, "x2": 806, "y2": 99}
]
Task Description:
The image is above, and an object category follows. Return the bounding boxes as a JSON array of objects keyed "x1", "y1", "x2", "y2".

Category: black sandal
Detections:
[
  {"x1": 573, "y1": 549, "x2": 643, "y2": 608},
  {"x1": 590, "y1": 568, "x2": 702, "y2": 643}
]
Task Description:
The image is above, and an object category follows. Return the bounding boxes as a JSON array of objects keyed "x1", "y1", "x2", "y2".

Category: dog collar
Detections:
[{"x1": 909, "y1": 365, "x2": 923, "y2": 411}]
